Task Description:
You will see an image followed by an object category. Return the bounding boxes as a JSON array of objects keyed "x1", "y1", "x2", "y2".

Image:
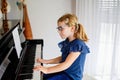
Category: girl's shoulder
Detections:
[
  {"x1": 71, "y1": 39, "x2": 85, "y2": 46},
  {"x1": 70, "y1": 39, "x2": 90, "y2": 53}
]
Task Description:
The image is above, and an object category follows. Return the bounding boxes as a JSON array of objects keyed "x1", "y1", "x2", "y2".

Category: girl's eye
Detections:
[{"x1": 57, "y1": 26, "x2": 64, "y2": 31}]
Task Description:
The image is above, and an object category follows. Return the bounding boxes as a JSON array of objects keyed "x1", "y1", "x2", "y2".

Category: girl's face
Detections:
[{"x1": 57, "y1": 21, "x2": 74, "y2": 39}]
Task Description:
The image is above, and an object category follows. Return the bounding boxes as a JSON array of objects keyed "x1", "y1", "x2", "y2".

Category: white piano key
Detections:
[
  {"x1": 31, "y1": 44, "x2": 42, "y2": 80},
  {"x1": 31, "y1": 71, "x2": 40, "y2": 80},
  {"x1": 22, "y1": 44, "x2": 43, "y2": 80},
  {"x1": 35, "y1": 45, "x2": 41, "y2": 53}
]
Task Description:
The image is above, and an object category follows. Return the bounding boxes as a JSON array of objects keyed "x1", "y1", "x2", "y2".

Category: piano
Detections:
[{"x1": 0, "y1": 20, "x2": 44, "y2": 80}]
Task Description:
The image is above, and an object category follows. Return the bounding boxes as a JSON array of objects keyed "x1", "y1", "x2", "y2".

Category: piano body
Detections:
[{"x1": 0, "y1": 20, "x2": 44, "y2": 80}]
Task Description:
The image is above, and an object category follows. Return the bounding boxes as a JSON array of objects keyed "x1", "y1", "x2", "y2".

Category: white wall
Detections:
[
  {"x1": 7, "y1": 0, "x2": 21, "y2": 19},
  {"x1": 26, "y1": 0, "x2": 74, "y2": 59}
]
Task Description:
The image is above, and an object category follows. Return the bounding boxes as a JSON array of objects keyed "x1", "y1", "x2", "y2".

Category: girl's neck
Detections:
[{"x1": 68, "y1": 36, "x2": 76, "y2": 42}]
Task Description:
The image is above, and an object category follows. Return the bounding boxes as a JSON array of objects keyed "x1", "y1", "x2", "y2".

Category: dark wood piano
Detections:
[{"x1": 0, "y1": 20, "x2": 43, "y2": 80}]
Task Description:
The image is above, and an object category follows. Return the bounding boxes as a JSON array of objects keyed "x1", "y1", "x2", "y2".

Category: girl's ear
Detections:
[{"x1": 71, "y1": 26, "x2": 76, "y2": 32}]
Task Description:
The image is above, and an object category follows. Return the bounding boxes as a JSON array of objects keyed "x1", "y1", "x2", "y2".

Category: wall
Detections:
[
  {"x1": 7, "y1": 0, "x2": 21, "y2": 19},
  {"x1": 26, "y1": 0, "x2": 74, "y2": 59}
]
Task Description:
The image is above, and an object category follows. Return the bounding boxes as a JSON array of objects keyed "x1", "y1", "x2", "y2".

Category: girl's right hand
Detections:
[{"x1": 36, "y1": 58, "x2": 42, "y2": 63}]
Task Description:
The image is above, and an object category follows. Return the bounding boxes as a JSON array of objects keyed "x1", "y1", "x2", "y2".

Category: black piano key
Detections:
[
  {"x1": 20, "y1": 65, "x2": 34, "y2": 73},
  {"x1": 17, "y1": 44, "x2": 37, "y2": 80},
  {"x1": 22, "y1": 45, "x2": 36, "y2": 65},
  {"x1": 18, "y1": 73, "x2": 33, "y2": 80}
]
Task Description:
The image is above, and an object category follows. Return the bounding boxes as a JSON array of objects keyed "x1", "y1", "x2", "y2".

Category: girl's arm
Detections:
[
  {"x1": 34, "y1": 52, "x2": 80, "y2": 74},
  {"x1": 37, "y1": 56, "x2": 62, "y2": 64}
]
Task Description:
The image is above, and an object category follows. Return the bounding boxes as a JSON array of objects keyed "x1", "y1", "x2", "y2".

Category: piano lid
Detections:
[{"x1": 0, "y1": 21, "x2": 20, "y2": 65}]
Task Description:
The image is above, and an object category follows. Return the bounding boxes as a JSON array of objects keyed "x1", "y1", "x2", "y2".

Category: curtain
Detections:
[{"x1": 76, "y1": 0, "x2": 120, "y2": 80}]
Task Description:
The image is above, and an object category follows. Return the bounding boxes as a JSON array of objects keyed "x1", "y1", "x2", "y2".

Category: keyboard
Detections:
[{"x1": 16, "y1": 40, "x2": 43, "y2": 80}]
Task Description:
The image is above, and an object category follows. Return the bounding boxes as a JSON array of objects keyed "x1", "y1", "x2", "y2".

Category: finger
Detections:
[
  {"x1": 37, "y1": 58, "x2": 40, "y2": 62},
  {"x1": 33, "y1": 66, "x2": 40, "y2": 71},
  {"x1": 33, "y1": 68, "x2": 39, "y2": 71},
  {"x1": 33, "y1": 65, "x2": 41, "y2": 70}
]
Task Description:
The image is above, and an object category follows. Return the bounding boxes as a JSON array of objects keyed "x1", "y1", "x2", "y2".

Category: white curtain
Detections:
[{"x1": 76, "y1": 0, "x2": 120, "y2": 80}]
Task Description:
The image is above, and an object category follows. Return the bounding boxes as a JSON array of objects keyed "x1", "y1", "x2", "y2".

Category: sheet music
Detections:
[{"x1": 12, "y1": 27, "x2": 22, "y2": 58}]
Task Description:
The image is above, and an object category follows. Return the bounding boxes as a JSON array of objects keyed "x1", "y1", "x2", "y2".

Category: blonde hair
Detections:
[{"x1": 57, "y1": 13, "x2": 89, "y2": 42}]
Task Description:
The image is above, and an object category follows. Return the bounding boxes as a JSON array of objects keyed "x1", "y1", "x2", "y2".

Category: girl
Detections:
[{"x1": 33, "y1": 13, "x2": 90, "y2": 80}]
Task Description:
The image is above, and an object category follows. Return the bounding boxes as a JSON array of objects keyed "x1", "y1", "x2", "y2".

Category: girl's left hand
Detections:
[
  {"x1": 33, "y1": 65, "x2": 42, "y2": 71},
  {"x1": 33, "y1": 65, "x2": 47, "y2": 74}
]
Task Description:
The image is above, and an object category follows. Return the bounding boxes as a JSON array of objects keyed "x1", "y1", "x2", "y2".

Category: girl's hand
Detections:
[
  {"x1": 33, "y1": 65, "x2": 47, "y2": 74},
  {"x1": 33, "y1": 65, "x2": 42, "y2": 71},
  {"x1": 36, "y1": 58, "x2": 42, "y2": 63}
]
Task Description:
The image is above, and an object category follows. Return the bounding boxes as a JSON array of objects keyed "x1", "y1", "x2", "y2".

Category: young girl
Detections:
[{"x1": 33, "y1": 13, "x2": 90, "y2": 80}]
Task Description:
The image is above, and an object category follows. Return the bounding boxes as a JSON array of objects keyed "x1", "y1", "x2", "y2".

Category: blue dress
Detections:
[{"x1": 43, "y1": 38, "x2": 90, "y2": 80}]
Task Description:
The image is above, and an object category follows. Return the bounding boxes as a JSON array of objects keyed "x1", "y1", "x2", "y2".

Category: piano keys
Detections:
[
  {"x1": 16, "y1": 39, "x2": 43, "y2": 80},
  {"x1": 0, "y1": 21, "x2": 44, "y2": 80}
]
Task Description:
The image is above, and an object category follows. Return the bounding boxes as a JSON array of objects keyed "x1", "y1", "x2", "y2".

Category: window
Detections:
[{"x1": 76, "y1": 0, "x2": 120, "y2": 80}]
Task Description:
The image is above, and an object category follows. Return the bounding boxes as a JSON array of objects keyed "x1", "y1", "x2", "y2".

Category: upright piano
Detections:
[{"x1": 0, "y1": 20, "x2": 44, "y2": 80}]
